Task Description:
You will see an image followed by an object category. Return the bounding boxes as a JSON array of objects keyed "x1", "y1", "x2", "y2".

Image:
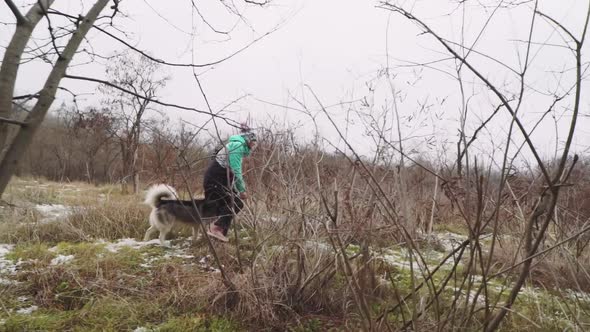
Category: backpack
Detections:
[{"x1": 210, "y1": 140, "x2": 226, "y2": 160}]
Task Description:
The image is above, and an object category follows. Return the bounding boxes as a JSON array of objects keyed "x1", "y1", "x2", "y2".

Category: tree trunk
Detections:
[
  {"x1": 132, "y1": 145, "x2": 139, "y2": 194},
  {"x1": 0, "y1": 0, "x2": 111, "y2": 198},
  {"x1": 0, "y1": 0, "x2": 55, "y2": 159}
]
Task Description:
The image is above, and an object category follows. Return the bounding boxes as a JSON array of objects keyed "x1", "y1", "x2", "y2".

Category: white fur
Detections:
[{"x1": 144, "y1": 184, "x2": 178, "y2": 208}]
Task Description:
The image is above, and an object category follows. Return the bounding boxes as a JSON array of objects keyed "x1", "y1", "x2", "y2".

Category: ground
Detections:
[{"x1": 0, "y1": 178, "x2": 589, "y2": 331}]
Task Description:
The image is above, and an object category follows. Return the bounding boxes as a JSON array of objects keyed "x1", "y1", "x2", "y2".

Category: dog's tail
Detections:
[{"x1": 144, "y1": 184, "x2": 178, "y2": 208}]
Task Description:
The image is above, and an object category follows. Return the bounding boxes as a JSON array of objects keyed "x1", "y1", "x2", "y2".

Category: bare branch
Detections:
[
  {"x1": 4, "y1": 0, "x2": 27, "y2": 25},
  {"x1": 491, "y1": 221, "x2": 590, "y2": 279},
  {"x1": 38, "y1": 0, "x2": 63, "y2": 59},
  {"x1": 48, "y1": 9, "x2": 281, "y2": 69},
  {"x1": 12, "y1": 93, "x2": 39, "y2": 100},
  {"x1": 190, "y1": 0, "x2": 231, "y2": 35},
  {"x1": 0, "y1": 116, "x2": 26, "y2": 126},
  {"x1": 536, "y1": 11, "x2": 579, "y2": 44},
  {"x1": 63, "y1": 74, "x2": 241, "y2": 128},
  {"x1": 243, "y1": 0, "x2": 269, "y2": 6},
  {"x1": 380, "y1": 3, "x2": 552, "y2": 184}
]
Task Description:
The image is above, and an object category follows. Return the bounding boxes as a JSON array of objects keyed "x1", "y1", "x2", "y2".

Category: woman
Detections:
[{"x1": 204, "y1": 130, "x2": 257, "y2": 242}]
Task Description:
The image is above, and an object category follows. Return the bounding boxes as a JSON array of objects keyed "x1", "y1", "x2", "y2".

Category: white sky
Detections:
[{"x1": 2, "y1": 0, "x2": 590, "y2": 170}]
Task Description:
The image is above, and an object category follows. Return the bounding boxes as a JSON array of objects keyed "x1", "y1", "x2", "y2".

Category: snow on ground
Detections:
[
  {"x1": 34, "y1": 204, "x2": 72, "y2": 223},
  {"x1": 50, "y1": 254, "x2": 74, "y2": 266},
  {"x1": 102, "y1": 238, "x2": 220, "y2": 272},
  {"x1": 15, "y1": 306, "x2": 38, "y2": 315},
  {"x1": 0, "y1": 244, "x2": 18, "y2": 285},
  {"x1": 304, "y1": 240, "x2": 331, "y2": 252},
  {"x1": 197, "y1": 255, "x2": 221, "y2": 273},
  {"x1": 429, "y1": 232, "x2": 469, "y2": 252},
  {"x1": 565, "y1": 289, "x2": 590, "y2": 303},
  {"x1": 104, "y1": 238, "x2": 161, "y2": 252},
  {"x1": 133, "y1": 327, "x2": 152, "y2": 332}
]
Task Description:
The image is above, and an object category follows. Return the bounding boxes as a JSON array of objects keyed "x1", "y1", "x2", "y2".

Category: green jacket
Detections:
[{"x1": 215, "y1": 134, "x2": 251, "y2": 193}]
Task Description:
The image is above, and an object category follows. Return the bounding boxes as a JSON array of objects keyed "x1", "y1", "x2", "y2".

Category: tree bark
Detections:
[
  {"x1": 0, "y1": 0, "x2": 55, "y2": 158},
  {"x1": 0, "y1": 0, "x2": 111, "y2": 197}
]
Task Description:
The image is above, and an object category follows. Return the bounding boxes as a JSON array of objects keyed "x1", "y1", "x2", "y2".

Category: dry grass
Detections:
[{"x1": 2, "y1": 163, "x2": 590, "y2": 331}]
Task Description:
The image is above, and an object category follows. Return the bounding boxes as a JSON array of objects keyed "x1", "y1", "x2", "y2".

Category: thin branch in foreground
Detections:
[
  {"x1": 63, "y1": 74, "x2": 241, "y2": 128},
  {"x1": 380, "y1": 3, "x2": 553, "y2": 184},
  {"x1": 0, "y1": 116, "x2": 27, "y2": 126},
  {"x1": 47, "y1": 9, "x2": 282, "y2": 69}
]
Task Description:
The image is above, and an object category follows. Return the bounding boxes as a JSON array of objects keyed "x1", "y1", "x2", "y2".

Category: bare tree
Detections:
[
  {"x1": 0, "y1": 0, "x2": 274, "y2": 199},
  {"x1": 0, "y1": 0, "x2": 112, "y2": 197},
  {"x1": 70, "y1": 107, "x2": 117, "y2": 184},
  {"x1": 100, "y1": 53, "x2": 168, "y2": 193}
]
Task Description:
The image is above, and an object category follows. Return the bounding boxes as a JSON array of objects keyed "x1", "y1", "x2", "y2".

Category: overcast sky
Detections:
[{"x1": 2, "y1": 0, "x2": 590, "y2": 169}]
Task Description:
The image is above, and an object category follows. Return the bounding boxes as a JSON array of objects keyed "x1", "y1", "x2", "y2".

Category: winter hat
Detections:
[
  {"x1": 239, "y1": 123, "x2": 257, "y2": 142},
  {"x1": 241, "y1": 131, "x2": 257, "y2": 142}
]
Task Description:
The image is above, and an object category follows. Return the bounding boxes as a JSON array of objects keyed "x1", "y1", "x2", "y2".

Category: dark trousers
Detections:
[{"x1": 203, "y1": 160, "x2": 244, "y2": 236}]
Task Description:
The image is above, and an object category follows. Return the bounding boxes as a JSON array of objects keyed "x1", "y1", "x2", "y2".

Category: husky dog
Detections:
[{"x1": 143, "y1": 184, "x2": 220, "y2": 245}]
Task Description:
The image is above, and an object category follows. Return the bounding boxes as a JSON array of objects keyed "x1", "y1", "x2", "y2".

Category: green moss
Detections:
[
  {"x1": 288, "y1": 318, "x2": 323, "y2": 332},
  {"x1": 52, "y1": 241, "x2": 106, "y2": 256},
  {"x1": 5, "y1": 243, "x2": 54, "y2": 263},
  {"x1": 346, "y1": 244, "x2": 360, "y2": 255},
  {"x1": 433, "y1": 223, "x2": 469, "y2": 236},
  {"x1": 0, "y1": 310, "x2": 75, "y2": 332},
  {"x1": 137, "y1": 243, "x2": 166, "y2": 257},
  {"x1": 73, "y1": 297, "x2": 163, "y2": 331},
  {"x1": 157, "y1": 315, "x2": 240, "y2": 332}
]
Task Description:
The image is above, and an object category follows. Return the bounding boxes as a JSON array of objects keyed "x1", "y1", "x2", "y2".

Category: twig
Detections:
[
  {"x1": 0, "y1": 116, "x2": 27, "y2": 126},
  {"x1": 380, "y1": 4, "x2": 553, "y2": 184},
  {"x1": 63, "y1": 74, "x2": 241, "y2": 127},
  {"x1": 4, "y1": 0, "x2": 27, "y2": 25},
  {"x1": 47, "y1": 9, "x2": 281, "y2": 69},
  {"x1": 490, "y1": 223, "x2": 590, "y2": 279}
]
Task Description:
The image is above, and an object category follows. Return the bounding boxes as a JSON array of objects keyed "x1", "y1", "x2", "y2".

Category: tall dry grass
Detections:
[{"x1": 3, "y1": 130, "x2": 590, "y2": 330}]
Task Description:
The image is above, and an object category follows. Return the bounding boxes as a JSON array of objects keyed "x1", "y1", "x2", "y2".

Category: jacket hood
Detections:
[
  {"x1": 228, "y1": 134, "x2": 250, "y2": 156},
  {"x1": 229, "y1": 134, "x2": 246, "y2": 144}
]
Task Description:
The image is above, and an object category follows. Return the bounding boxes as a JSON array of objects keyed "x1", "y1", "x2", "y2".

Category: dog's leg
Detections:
[
  {"x1": 159, "y1": 230, "x2": 168, "y2": 246},
  {"x1": 144, "y1": 226, "x2": 157, "y2": 242}
]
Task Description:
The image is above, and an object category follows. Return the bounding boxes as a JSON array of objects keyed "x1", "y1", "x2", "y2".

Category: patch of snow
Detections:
[
  {"x1": 104, "y1": 238, "x2": 202, "y2": 269},
  {"x1": 50, "y1": 254, "x2": 74, "y2": 265},
  {"x1": 133, "y1": 327, "x2": 151, "y2": 332},
  {"x1": 378, "y1": 248, "x2": 423, "y2": 270},
  {"x1": 16, "y1": 305, "x2": 38, "y2": 314},
  {"x1": 428, "y1": 232, "x2": 468, "y2": 252},
  {"x1": 197, "y1": 255, "x2": 222, "y2": 272},
  {"x1": 163, "y1": 254, "x2": 194, "y2": 259},
  {"x1": 105, "y1": 238, "x2": 160, "y2": 252},
  {"x1": 0, "y1": 244, "x2": 14, "y2": 258},
  {"x1": 34, "y1": 204, "x2": 72, "y2": 223},
  {"x1": 0, "y1": 244, "x2": 19, "y2": 285},
  {"x1": 17, "y1": 296, "x2": 29, "y2": 302},
  {"x1": 565, "y1": 289, "x2": 590, "y2": 303},
  {"x1": 0, "y1": 278, "x2": 16, "y2": 285},
  {"x1": 304, "y1": 240, "x2": 331, "y2": 252}
]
